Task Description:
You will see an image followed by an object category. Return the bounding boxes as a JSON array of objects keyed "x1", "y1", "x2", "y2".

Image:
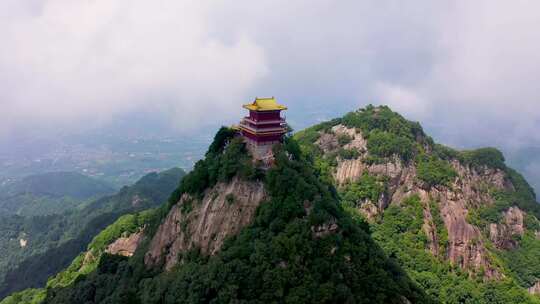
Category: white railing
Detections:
[
  {"x1": 239, "y1": 121, "x2": 286, "y2": 133},
  {"x1": 242, "y1": 117, "x2": 286, "y2": 125}
]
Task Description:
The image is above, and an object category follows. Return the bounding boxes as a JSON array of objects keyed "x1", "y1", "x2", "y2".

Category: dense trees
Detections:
[
  {"x1": 0, "y1": 168, "x2": 185, "y2": 300},
  {"x1": 340, "y1": 173, "x2": 385, "y2": 208},
  {"x1": 169, "y1": 127, "x2": 260, "y2": 206},
  {"x1": 416, "y1": 155, "x2": 457, "y2": 187},
  {"x1": 369, "y1": 196, "x2": 538, "y2": 304},
  {"x1": 41, "y1": 135, "x2": 431, "y2": 304}
]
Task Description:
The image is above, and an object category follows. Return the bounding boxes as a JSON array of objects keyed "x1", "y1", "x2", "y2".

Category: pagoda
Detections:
[{"x1": 239, "y1": 97, "x2": 288, "y2": 161}]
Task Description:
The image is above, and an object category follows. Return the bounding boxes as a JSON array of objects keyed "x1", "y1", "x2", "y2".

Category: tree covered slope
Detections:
[
  {"x1": 0, "y1": 172, "x2": 115, "y2": 217},
  {"x1": 295, "y1": 105, "x2": 540, "y2": 303},
  {"x1": 13, "y1": 129, "x2": 431, "y2": 304},
  {"x1": 0, "y1": 168, "x2": 185, "y2": 301}
]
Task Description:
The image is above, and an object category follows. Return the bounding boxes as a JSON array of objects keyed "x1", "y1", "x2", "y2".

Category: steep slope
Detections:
[
  {"x1": 295, "y1": 105, "x2": 540, "y2": 303},
  {"x1": 1, "y1": 211, "x2": 157, "y2": 304},
  {"x1": 145, "y1": 176, "x2": 268, "y2": 269},
  {"x1": 0, "y1": 168, "x2": 185, "y2": 300},
  {"x1": 28, "y1": 128, "x2": 431, "y2": 304}
]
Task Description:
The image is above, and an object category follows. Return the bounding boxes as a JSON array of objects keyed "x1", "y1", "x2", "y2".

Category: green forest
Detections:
[
  {"x1": 0, "y1": 168, "x2": 185, "y2": 300},
  {"x1": 3, "y1": 106, "x2": 540, "y2": 304}
]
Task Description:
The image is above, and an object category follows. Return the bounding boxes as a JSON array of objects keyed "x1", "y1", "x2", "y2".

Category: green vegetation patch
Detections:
[
  {"x1": 369, "y1": 195, "x2": 538, "y2": 304},
  {"x1": 337, "y1": 147, "x2": 360, "y2": 160},
  {"x1": 169, "y1": 127, "x2": 261, "y2": 207},
  {"x1": 340, "y1": 172, "x2": 385, "y2": 208},
  {"x1": 460, "y1": 148, "x2": 506, "y2": 170},
  {"x1": 366, "y1": 130, "x2": 416, "y2": 163},
  {"x1": 0, "y1": 288, "x2": 45, "y2": 304},
  {"x1": 499, "y1": 232, "x2": 540, "y2": 289},
  {"x1": 341, "y1": 105, "x2": 429, "y2": 163},
  {"x1": 416, "y1": 155, "x2": 457, "y2": 188},
  {"x1": 46, "y1": 209, "x2": 159, "y2": 290}
]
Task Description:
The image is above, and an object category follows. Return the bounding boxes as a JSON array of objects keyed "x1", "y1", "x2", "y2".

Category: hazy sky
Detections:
[{"x1": 1, "y1": 0, "x2": 540, "y2": 151}]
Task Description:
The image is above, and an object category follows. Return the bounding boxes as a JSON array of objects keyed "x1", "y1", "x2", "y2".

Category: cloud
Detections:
[
  {"x1": 370, "y1": 1, "x2": 540, "y2": 148},
  {"x1": 0, "y1": 0, "x2": 267, "y2": 136},
  {"x1": 1, "y1": 0, "x2": 540, "y2": 152},
  {"x1": 373, "y1": 83, "x2": 430, "y2": 119}
]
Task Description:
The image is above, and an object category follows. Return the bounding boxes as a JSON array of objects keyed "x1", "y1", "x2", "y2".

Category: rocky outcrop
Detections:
[
  {"x1": 529, "y1": 281, "x2": 540, "y2": 295},
  {"x1": 440, "y1": 199, "x2": 499, "y2": 278},
  {"x1": 313, "y1": 123, "x2": 516, "y2": 278},
  {"x1": 358, "y1": 201, "x2": 379, "y2": 221},
  {"x1": 311, "y1": 217, "x2": 339, "y2": 238},
  {"x1": 322, "y1": 126, "x2": 368, "y2": 185},
  {"x1": 145, "y1": 177, "x2": 267, "y2": 270},
  {"x1": 489, "y1": 207, "x2": 526, "y2": 250},
  {"x1": 106, "y1": 230, "x2": 144, "y2": 257},
  {"x1": 335, "y1": 160, "x2": 365, "y2": 185},
  {"x1": 422, "y1": 203, "x2": 440, "y2": 257}
]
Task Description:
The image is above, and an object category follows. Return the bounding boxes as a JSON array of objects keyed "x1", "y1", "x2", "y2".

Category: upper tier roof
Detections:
[{"x1": 243, "y1": 97, "x2": 287, "y2": 111}]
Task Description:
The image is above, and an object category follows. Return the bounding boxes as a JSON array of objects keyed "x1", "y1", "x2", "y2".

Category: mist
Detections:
[{"x1": 1, "y1": 0, "x2": 540, "y2": 153}]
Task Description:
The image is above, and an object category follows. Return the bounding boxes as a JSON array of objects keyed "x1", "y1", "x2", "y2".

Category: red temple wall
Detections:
[
  {"x1": 244, "y1": 121, "x2": 282, "y2": 129},
  {"x1": 250, "y1": 110, "x2": 281, "y2": 121}
]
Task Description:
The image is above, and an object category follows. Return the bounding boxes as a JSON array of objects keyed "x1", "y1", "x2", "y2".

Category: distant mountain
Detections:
[
  {"x1": 0, "y1": 172, "x2": 115, "y2": 216},
  {"x1": 506, "y1": 147, "x2": 540, "y2": 197},
  {"x1": 3, "y1": 172, "x2": 115, "y2": 199},
  {"x1": 0, "y1": 168, "x2": 185, "y2": 300}
]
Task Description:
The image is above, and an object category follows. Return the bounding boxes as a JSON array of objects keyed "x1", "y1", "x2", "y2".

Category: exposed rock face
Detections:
[
  {"x1": 489, "y1": 207, "x2": 526, "y2": 250},
  {"x1": 440, "y1": 199, "x2": 497, "y2": 277},
  {"x1": 358, "y1": 201, "x2": 379, "y2": 221},
  {"x1": 311, "y1": 217, "x2": 339, "y2": 238},
  {"x1": 504, "y1": 207, "x2": 525, "y2": 236},
  {"x1": 145, "y1": 177, "x2": 267, "y2": 270},
  {"x1": 106, "y1": 230, "x2": 144, "y2": 257},
  {"x1": 336, "y1": 159, "x2": 365, "y2": 185},
  {"x1": 329, "y1": 126, "x2": 367, "y2": 185},
  {"x1": 529, "y1": 280, "x2": 540, "y2": 295},
  {"x1": 422, "y1": 202, "x2": 439, "y2": 257},
  {"x1": 317, "y1": 132, "x2": 339, "y2": 153},
  {"x1": 313, "y1": 124, "x2": 515, "y2": 278}
]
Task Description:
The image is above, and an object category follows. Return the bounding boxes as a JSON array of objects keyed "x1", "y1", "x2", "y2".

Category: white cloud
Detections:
[
  {"x1": 373, "y1": 83, "x2": 430, "y2": 118},
  {"x1": 1, "y1": 0, "x2": 540, "y2": 150},
  {"x1": 0, "y1": 0, "x2": 267, "y2": 136}
]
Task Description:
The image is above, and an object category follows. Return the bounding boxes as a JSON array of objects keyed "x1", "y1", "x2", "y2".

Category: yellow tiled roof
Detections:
[{"x1": 243, "y1": 97, "x2": 287, "y2": 111}]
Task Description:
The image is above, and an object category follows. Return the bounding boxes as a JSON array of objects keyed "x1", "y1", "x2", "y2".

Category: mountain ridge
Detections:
[
  {"x1": 4, "y1": 105, "x2": 540, "y2": 303},
  {"x1": 295, "y1": 105, "x2": 540, "y2": 301},
  {"x1": 0, "y1": 168, "x2": 185, "y2": 301},
  {"x1": 0, "y1": 172, "x2": 115, "y2": 217}
]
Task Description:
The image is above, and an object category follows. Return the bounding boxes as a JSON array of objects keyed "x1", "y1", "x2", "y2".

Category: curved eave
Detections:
[{"x1": 242, "y1": 104, "x2": 288, "y2": 111}]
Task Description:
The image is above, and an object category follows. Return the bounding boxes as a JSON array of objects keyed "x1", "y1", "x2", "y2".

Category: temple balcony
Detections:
[
  {"x1": 239, "y1": 121, "x2": 286, "y2": 134},
  {"x1": 242, "y1": 117, "x2": 286, "y2": 125}
]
